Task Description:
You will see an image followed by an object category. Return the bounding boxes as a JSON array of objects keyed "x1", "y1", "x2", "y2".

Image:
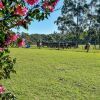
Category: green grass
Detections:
[{"x1": 1, "y1": 47, "x2": 100, "y2": 100}]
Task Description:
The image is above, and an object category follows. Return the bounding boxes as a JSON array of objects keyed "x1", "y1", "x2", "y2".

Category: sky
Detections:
[{"x1": 13, "y1": 0, "x2": 64, "y2": 34}]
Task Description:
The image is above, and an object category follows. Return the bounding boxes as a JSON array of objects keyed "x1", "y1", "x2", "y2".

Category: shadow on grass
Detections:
[{"x1": 12, "y1": 46, "x2": 100, "y2": 53}]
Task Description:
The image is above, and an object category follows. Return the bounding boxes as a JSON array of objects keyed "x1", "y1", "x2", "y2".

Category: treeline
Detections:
[
  {"x1": 55, "y1": 0, "x2": 100, "y2": 49},
  {"x1": 20, "y1": 31, "x2": 100, "y2": 47}
]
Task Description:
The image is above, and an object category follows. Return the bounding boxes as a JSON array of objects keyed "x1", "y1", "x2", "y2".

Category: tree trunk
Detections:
[
  {"x1": 58, "y1": 42, "x2": 60, "y2": 50},
  {"x1": 99, "y1": 33, "x2": 100, "y2": 49},
  {"x1": 94, "y1": 40, "x2": 96, "y2": 49},
  {"x1": 76, "y1": 33, "x2": 79, "y2": 48},
  {"x1": 76, "y1": 14, "x2": 79, "y2": 48}
]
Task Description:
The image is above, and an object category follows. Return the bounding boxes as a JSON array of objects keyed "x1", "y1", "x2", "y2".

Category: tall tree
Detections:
[
  {"x1": 56, "y1": 0, "x2": 89, "y2": 47},
  {"x1": 87, "y1": 0, "x2": 100, "y2": 49}
]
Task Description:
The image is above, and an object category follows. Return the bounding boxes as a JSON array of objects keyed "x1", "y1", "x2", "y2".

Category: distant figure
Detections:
[
  {"x1": 37, "y1": 41, "x2": 42, "y2": 49},
  {"x1": 85, "y1": 42, "x2": 91, "y2": 52}
]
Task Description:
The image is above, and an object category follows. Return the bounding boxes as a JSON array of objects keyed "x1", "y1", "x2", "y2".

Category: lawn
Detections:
[{"x1": 1, "y1": 47, "x2": 100, "y2": 100}]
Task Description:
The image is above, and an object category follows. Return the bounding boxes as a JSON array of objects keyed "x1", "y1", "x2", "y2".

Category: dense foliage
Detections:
[
  {"x1": 55, "y1": 0, "x2": 100, "y2": 48},
  {"x1": 20, "y1": 31, "x2": 100, "y2": 46}
]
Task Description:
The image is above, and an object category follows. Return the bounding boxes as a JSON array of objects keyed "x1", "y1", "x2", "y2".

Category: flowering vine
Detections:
[{"x1": 0, "y1": 0, "x2": 59, "y2": 99}]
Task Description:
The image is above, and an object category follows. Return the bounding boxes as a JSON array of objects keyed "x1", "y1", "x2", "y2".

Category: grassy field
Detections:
[{"x1": 1, "y1": 47, "x2": 100, "y2": 100}]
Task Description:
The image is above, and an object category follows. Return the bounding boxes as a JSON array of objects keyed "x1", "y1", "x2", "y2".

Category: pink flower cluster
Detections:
[
  {"x1": 0, "y1": 0, "x2": 39, "y2": 16},
  {"x1": 18, "y1": 39, "x2": 25, "y2": 47},
  {"x1": 5, "y1": 34, "x2": 19, "y2": 46},
  {"x1": 11, "y1": 34, "x2": 25, "y2": 47},
  {"x1": 0, "y1": 85, "x2": 5, "y2": 94},
  {"x1": 53, "y1": 0, "x2": 59, "y2": 6},
  {"x1": 15, "y1": 5, "x2": 28, "y2": 16},
  {"x1": 10, "y1": 34, "x2": 19, "y2": 42},
  {"x1": 4, "y1": 33, "x2": 25, "y2": 48},
  {"x1": 25, "y1": 0, "x2": 39, "y2": 5},
  {"x1": 43, "y1": 0, "x2": 59, "y2": 12},
  {"x1": 0, "y1": 1, "x2": 4, "y2": 9},
  {"x1": 15, "y1": 0, "x2": 40, "y2": 16},
  {"x1": 0, "y1": 0, "x2": 59, "y2": 15}
]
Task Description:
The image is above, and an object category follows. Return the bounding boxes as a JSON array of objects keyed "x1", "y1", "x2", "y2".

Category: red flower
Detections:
[
  {"x1": 15, "y1": 5, "x2": 28, "y2": 16},
  {"x1": 18, "y1": 39, "x2": 25, "y2": 47},
  {"x1": 10, "y1": 34, "x2": 19, "y2": 42},
  {"x1": 0, "y1": 85, "x2": 5, "y2": 94},
  {"x1": 0, "y1": 1, "x2": 4, "y2": 9},
  {"x1": 25, "y1": 0, "x2": 39, "y2": 5},
  {"x1": 43, "y1": 0, "x2": 48, "y2": 7},
  {"x1": 43, "y1": 1, "x2": 54, "y2": 12},
  {"x1": 52, "y1": 0, "x2": 59, "y2": 6},
  {"x1": 47, "y1": 5, "x2": 54, "y2": 12},
  {"x1": 5, "y1": 34, "x2": 18, "y2": 45}
]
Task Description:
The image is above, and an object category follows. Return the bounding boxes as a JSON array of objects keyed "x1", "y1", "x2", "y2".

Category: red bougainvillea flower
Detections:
[
  {"x1": 42, "y1": 0, "x2": 59, "y2": 12},
  {"x1": 5, "y1": 34, "x2": 19, "y2": 45},
  {"x1": 10, "y1": 34, "x2": 19, "y2": 42},
  {"x1": 15, "y1": 5, "x2": 28, "y2": 16},
  {"x1": 43, "y1": 1, "x2": 54, "y2": 12},
  {"x1": 18, "y1": 39, "x2": 25, "y2": 47},
  {"x1": 47, "y1": 5, "x2": 54, "y2": 12},
  {"x1": 52, "y1": 0, "x2": 59, "y2": 6},
  {"x1": 25, "y1": 0, "x2": 39, "y2": 5},
  {"x1": 43, "y1": 0, "x2": 48, "y2": 7},
  {"x1": 0, "y1": 85, "x2": 5, "y2": 94},
  {"x1": 0, "y1": 1, "x2": 4, "y2": 9}
]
